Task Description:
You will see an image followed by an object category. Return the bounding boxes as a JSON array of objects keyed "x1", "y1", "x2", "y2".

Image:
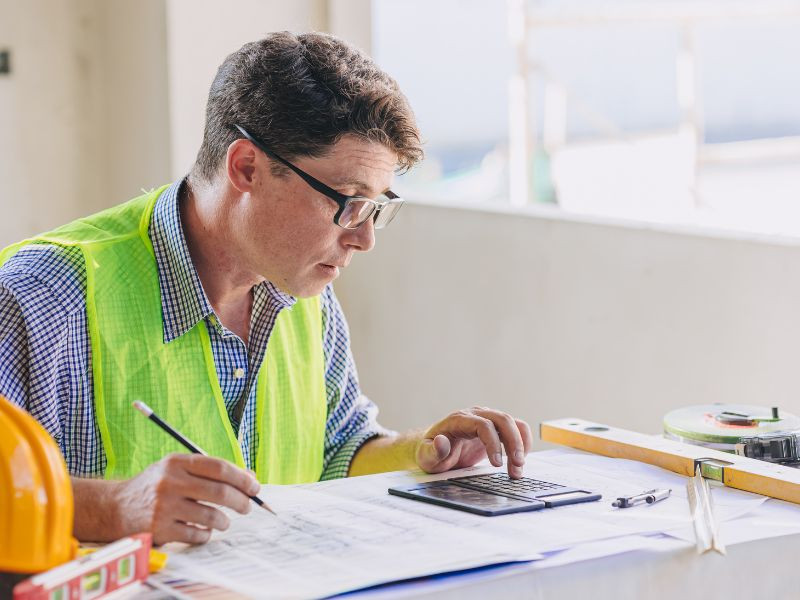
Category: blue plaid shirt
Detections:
[{"x1": 0, "y1": 180, "x2": 388, "y2": 479}]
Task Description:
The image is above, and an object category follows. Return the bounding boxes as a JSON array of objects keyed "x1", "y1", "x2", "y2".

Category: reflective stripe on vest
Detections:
[{"x1": 0, "y1": 186, "x2": 327, "y2": 484}]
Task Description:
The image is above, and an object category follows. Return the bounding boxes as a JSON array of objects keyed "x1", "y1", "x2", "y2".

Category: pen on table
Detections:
[
  {"x1": 132, "y1": 400, "x2": 276, "y2": 515},
  {"x1": 612, "y1": 488, "x2": 671, "y2": 509}
]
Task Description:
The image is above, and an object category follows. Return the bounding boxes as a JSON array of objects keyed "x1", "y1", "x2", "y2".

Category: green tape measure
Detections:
[{"x1": 664, "y1": 404, "x2": 800, "y2": 463}]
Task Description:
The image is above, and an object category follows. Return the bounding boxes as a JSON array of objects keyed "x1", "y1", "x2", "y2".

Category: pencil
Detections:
[{"x1": 132, "y1": 400, "x2": 276, "y2": 515}]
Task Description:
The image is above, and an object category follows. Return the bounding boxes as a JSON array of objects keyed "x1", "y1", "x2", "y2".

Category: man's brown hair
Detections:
[{"x1": 191, "y1": 31, "x2": 423, "y2": 183}]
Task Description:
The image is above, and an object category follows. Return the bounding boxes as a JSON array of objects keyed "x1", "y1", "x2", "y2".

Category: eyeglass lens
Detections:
[
  {"x1": 339, "y1": 199, "x2": 376, "y2": 229},
  {"x1": 373, "y1": 201, "x2": 402, "y2": 229},
  {"x1": 338, "y1": 195, "x2": 403, "y2": 229}
]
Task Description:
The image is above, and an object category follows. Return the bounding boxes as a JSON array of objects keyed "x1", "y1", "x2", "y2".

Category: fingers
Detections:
[
  {"x1": 184, "y1": 454, "x2": 260, "y2": 496},
  {"x1": 147, "y1": 454, "x2": 258, "y2": 516},
  {"x1": 477, "y1": 409, "x2": 525, "y2": 462},
  {"x1": 471, "y1": 408, "x2": 528, "y2": 476},
  {"x1": 176, "y1": 455, "x2": 259, "y2": 514},
  {"x1": 416, "y1": 434, "x2": 454, "y2": 473},
  {"x1": 423, "y1": 409, "x2": 533, "y2": 479},
  {"x1": 433, "y1": 434, "x2": 451, "y2": 459},
  {"x1": 154, "y1": 521, "x2": 213, "y2": 546},
  {"x1": 178, "y1": 498, "x2": 231, "y2": 532},
  {"x1": 423, "y1": 414, "x2": 504, "y2": 469},
  {"x1": 187, "y1": 478, "x2": 253, "y2": 514},
  {"x1": 119, "y1": 455, "x2": 263, "y2": 546},
  {"x1": 418, "y1": 434, "x2": 451, "y2": 463},
  {"x1": 151, "y1": 499, "x2": 231, "y2": 545},
  {"x1": 516, "y1": 419, "x2": 534, "y2": 454},
  {"x1": 471, "y1": 416, "x2": 505, "y2": 467}
]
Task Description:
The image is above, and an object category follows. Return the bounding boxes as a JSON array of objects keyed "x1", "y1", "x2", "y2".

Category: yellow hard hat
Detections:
[{"x1": 0, "y1": 395, "x2": 78, "y2": 573}]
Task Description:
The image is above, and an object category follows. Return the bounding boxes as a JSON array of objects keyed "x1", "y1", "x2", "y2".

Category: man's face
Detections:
[{"x1": 235, "y1": 135, "x2": 397, "y2": 297}]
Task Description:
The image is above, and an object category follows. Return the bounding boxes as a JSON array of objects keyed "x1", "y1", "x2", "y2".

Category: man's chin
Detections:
[
  {"x1": 289, "y1": 276, "x2": 335, "y2": 298},
  {"x1": 278, "y1": 265, "x2": 339, "y2": 298}
]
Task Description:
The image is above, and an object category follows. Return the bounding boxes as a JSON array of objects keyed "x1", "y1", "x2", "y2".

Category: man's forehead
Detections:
[
  {"x1": 328, "y1": 136, "x2": 397, "y2": 167},
  {"x1": 308, "y1": 136, "x2": 397, "y2": 194},
  {"x1": 328, "y1": 169, "x2": 395, "y2": 194}
]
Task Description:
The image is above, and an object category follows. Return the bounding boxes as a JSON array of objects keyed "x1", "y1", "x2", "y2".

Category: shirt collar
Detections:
[{"x1": 150, "y1": 179, "x2": 296, "y2": 344}]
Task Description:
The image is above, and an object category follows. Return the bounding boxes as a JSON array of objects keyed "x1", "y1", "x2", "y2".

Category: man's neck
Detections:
[{"x1": 180, "y1": 179, "x2": 262, "y2": 343}]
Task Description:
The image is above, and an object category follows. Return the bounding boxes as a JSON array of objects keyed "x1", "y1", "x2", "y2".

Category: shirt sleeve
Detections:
[
  {"x1": 319, "y1": 284, "x2": 394, "y2": 480},
  {"x1": 0, "y1": 263, "x2": 67, "y2": 441},
  {"x1": 0, "y1": 244, "x2": 103, "y2": 477},
  {"x1": 0, "y1": 283, "x2": 31, "y2": 409}
]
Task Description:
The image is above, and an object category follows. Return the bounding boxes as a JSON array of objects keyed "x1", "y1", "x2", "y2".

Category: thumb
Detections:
[{"x1": 416, "y1": 434, "x2": 452, "y2": 471}]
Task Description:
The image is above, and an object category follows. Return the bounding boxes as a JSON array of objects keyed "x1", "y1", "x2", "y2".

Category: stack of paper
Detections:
[{"x1": 158, "y1": 449, "x2": 784, "y2": 599}]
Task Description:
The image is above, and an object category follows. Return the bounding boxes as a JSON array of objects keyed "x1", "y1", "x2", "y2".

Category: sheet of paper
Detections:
[
  {"x1": 664, "y1": 496, "x2": 800, "y2": 546},
  {"x1": 530, "y1": 533, "x2": 692, "y2": 569},
  {"x1": 525, "y1": 450, "x2": 767, "y2": 535},
  {"x1": 162, "y1": 448, "x2": 771, "y2": 599},
  {"x1": 165, "y1": 483, "x2": 543, "y2": 599},
  {"x1": 316, "y1": 450, "x2": 765, "y2": 553},
  {"x1": 339, "y1": 535, "x2": 694, "y2": 599}
]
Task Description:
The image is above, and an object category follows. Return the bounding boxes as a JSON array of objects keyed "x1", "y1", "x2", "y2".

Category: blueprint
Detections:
[{"x1": 162, "y1": 449, "x2": 769, "y2": 599}]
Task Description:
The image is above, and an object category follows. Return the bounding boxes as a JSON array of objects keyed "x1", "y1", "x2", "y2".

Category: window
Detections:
[{"x1": 373, "y1": 0, "x2": 800, "y2": 236}]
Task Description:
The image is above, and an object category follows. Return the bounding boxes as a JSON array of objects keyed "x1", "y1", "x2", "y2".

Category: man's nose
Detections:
[{"x1": 343, "y1": 216, "x2": 375, "y2": 252}]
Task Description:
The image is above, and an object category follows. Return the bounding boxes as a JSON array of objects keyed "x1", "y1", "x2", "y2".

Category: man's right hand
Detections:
[{"x1": 72, "y1": 453, "x2": 261, "y2": 545}]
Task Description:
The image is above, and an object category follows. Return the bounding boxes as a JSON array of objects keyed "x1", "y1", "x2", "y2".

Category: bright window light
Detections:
[{"x1": 372, "y1": 0, "x2": 800, "y2": 237}]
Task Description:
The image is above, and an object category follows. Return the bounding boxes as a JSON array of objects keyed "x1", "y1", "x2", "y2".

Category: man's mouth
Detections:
[
  {"x1": 319, "y1": 264, "x2": 341, "y2": 275},
  {"x1": 321, "y1": 258, "x2": 348, "y2": 269}
]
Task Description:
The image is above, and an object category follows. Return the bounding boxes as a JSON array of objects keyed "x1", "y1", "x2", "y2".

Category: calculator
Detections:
[{"x1": 388, "y1": 473, "x2": 602, "y2": 516}]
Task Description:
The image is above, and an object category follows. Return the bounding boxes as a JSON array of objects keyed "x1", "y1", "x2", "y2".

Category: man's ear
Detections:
[{"x1": 226, "y1": 139, "x2": 259, "y2": 193}]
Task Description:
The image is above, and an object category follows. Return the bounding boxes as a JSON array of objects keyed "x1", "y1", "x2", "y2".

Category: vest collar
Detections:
[{"x1": 150, "y1": 179, "x2": 296, "y2": 344}]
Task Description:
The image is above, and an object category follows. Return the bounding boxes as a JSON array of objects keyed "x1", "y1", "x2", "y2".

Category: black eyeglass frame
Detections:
[{"x1": 234, "y1": 124, "x2": 402, "y2": 229}]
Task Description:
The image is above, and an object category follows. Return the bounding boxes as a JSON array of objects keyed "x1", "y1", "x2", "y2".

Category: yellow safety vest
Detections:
[{"x1": 0, "y1": 186, "x2": 327, "y2": 483}]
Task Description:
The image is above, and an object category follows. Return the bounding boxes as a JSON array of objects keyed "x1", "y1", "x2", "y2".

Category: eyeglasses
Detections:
[{"x1": 234, "y1": 125, "x2": 404, "y2": 230}]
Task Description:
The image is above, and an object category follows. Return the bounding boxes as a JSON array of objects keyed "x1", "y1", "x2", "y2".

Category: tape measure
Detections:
[{"x1": 663, "y1": 404, "x2": 800, "y2": 464}]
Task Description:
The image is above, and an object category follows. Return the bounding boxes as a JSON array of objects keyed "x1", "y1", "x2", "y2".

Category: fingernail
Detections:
[
  {"x1": 493, "y1": 453, "x2": 502, "y2": 465},
  {"x1": 514, "y1": 450, "x2": 525, "y2": 463}
]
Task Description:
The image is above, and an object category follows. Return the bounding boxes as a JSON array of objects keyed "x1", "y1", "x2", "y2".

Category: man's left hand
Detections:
[{"x1": 415, "y1": 407, "x2": 533, "y2": 478}]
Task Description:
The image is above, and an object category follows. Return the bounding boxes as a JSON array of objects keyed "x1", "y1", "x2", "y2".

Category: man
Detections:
[{"x1": 0, "y1": 32, "x2": 532, "y2": 545}]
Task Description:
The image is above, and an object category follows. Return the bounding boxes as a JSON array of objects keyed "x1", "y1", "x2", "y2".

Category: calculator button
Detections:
[{"x1": 451, "y1": 474, "x2": 568, "y2": 500}]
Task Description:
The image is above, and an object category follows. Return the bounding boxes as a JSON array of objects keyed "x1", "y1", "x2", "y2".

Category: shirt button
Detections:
[{"x1": 233, "y1": 367, "x2": 245, "y2": 379}]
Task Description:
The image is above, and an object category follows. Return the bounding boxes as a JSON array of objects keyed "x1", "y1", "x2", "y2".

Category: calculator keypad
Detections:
[{"x1": 451, "y1": 473, "x2": 568, "y2": 500}]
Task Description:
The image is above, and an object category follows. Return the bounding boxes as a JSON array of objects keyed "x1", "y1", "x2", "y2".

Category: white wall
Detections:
[
  {"x1": 165, "y1": 0, "x2": 327, "y2": 178},
  {"x1": 5, "y1": 1, "x2": 799, "y2": 450},
  {"x1": 0, "y1": 0, "x2": 171, "y2": 247},
  {"x1": 335, "y1": 204, "x2": 800, "y2": 444},
  {"x1": 1, "y1": 0, "x2": 99, "y2": 245},
  {"x1": 96, "y1": 0, "x2": 172, "y2": 207},
  {"x1": 1, "y1": 0, "x2": 367, "y2": 246},
  {"x1": 163, "y1": 0, "x2": 371, "y2": 178}
]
